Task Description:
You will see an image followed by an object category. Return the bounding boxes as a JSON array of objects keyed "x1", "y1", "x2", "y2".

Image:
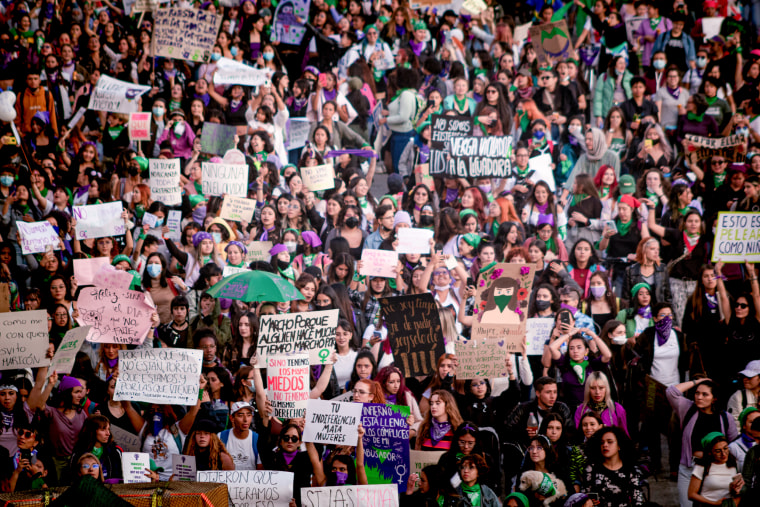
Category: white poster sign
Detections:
[
  {"x1": 73, "y1": 202, "x2": 126, "y2": 239},
  {"x1": 88, "y1": 75, "x2": 151, "y2": 113},
  {"x1": 114, "y1": 349, "x2": 203, "y2": 405}
]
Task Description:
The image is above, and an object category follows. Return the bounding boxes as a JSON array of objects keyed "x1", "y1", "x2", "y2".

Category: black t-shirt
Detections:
[
  {"x1": 691, "y1": 411, "x2": 722, "y2": 452},
  {"x1": 665, "y1": 33, "x2": 687, "y2": 71}
]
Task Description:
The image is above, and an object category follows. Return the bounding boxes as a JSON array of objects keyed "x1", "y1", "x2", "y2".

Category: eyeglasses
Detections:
[
  {"x1": 459, "y1": 463, "x2": 476, "y2": 470},
  {"x1": 736, "y1": 302, "x2": 749, "y2": 309},
  {"x1": 528, "y1": 446, "x2": 545, "y2": 452},
  {"x1": 712, "y1": 160, "x2": 727, "y2": 165},
  {"x1": 352, "y1": 389, "x2": 370, "y2": 395},
  {"x1": 458, "y1": 440, "x2": 476, "y2": 447},
  {"x1": 486, "y1": 89, "x2": 498, "y2": 94},
  {"x1": 81, "y1": 463, "x2": 100, "y2": 470},
  {"x1": 18, "y1": 429, "x2": 34, "y2": 438},
  {"x1": 433, "y1": 270, "x2": 449, "y2": 277},
  {"x1": 713, "y1": 446, "x2": 730, "y2": 454},
  {"x1": 281, "y1": 435, "x2": 299, "y2": 443}
]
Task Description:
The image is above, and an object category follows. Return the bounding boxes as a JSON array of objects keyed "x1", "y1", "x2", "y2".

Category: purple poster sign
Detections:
[{"x1": 361, "y1": 403, "x2": 410, "y2": 493}]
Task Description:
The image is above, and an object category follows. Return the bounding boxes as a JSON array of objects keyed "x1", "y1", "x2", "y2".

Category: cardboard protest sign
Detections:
[
  {"x1": 0, "y1": 310, "x2": 49, "y2": 370},
  {"x1": 380, "y1": 294, "x2": 444, "y2": 377},
  {"x1": 466, "y1": 263, "x2": 535, "y2": 365},
  {"x1": 301, "y1": 163, "x2": 336, "y2": 191},
  {"x1": 302, "y1": 399, "x2": 362, "y2": 445},
  {"x1": 152, "y1": 8, "x2": 221, "y2": 63},
  {"x1": 287, "y1": 118, "x2": 311, "y2": 150},
  {"x1": 396, "y1": 228, "x2": 434, "y2": 254},
  {"x1": 625, "y1": 16, "x2": 647, "y2": 45},
  {"x1": 49, "y1": 326, "x2": 90, "y2": 374},
  {"x1": 123, "y1": 453, "x2": 151, "y2": 483},
  {"x1": 246, "y1": 241, "x2": 273, "y2": 263},
  {"x1": 76, "y1": 287, "x2": 155, "y2": 345},
  {"x1": 128, "y1": 112, "x2": 151, "y2": 141},
  {"x1": 110, "y1": 425, "x2": 142, "y2": 452},
  {"x1": 73, "y1": 202, "x2": 126, "y2": 239},
  {"x1": 529, "y1": 21, "x2": 577, "y2": 65},
  {"x1": 712, "y1": 212, "x2": 760, "y2": 262},
  {"x1": 526, "y1": 318, "x2": 554, "y2": 356},
  {"x1": 220, "y1": 196, "x2": 256, "y2": 223},
  {"x1": 685, "y1": 134, "x2": 747, "y2": 163},
  {"x1": 302, "y1": 485, "x2": 399, "y2": 507},
  {"x1": 149, "y1": 159, "x2": 182, "y2": 206},
  {"x1": 166, "y1": 210, "x2": 182, "y2": 242},
  {"x1": 114, "y1": 349, "x2": 203, "y2": 405},
  {"x1": 430, "y1": 114, "x2": 473, "y2": 175},
  {"x1": 267, "y1": 354, "x2": 310, "y2": 418},
  {"x1": 360, "y1": 249, "x2": 398, "y2": 278},
  {"x1": 17, "y1": 221, "x2": 61, "y2": 255},
  {"x1": 172, "y1": 455, "x2": 197, "y2": 481},
  {"x1": 73, "y1": 257, "x2": 111, "y2": 286},
  {"x1": 133, "y1": 0, "x2": 159, "y2": 12},
  {"x1": 455, "y1": 337, "x2": 510, "y2": 378},
  {"x1": 88, "y1": 75, "x2": 151, "y2": 114},
  {"x1": 361, "y1": 404, "x2": 410, "y2": 492},
  {"x1": 272, "y1": 0, "x2": 310, "y2": 45},
  {"x1": 409, "y1": 450, "x2": 445, "y2": 474},
  {"x1": 202, "y1": 162, "x2": 248, "y2": 197},
  {"x1": 446, "y1": 136, "x2": 513, "y2": 178},
  {"x1": 200, "y1": 122, "x2": 238, "y2": 156},
  {"x1": 223, "y1": 265, "x2": 248, "y2": 278},
  {"x1": 258, "y1": 310, "x2": 339, "y2": 364},
  {"x1": 414, "y1": 163, "x2": 434, "y2": 190},
  {"x1": 528, "y1": 154, "x2": 556, "y2": 192},
  {"x1": 213, "y1": 57, "x2": 270, "y2": 87},
  {"x1": 196, "y1": 470, "x2": 293, "y2": 507}
]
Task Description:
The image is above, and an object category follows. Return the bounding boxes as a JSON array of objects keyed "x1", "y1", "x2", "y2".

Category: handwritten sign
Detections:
[
  {"x1": 202, "y1": 162, "x2": 248, "y2": 197},
  {"x1": 258, "y1": 310, "x2": 338, "y2": 365},
  {"x1": 302, "y1": 400, "x2": 362, "y2": 445},
  {"x1": 360, "y1": 250, "x2": 398, "y2": 279},
  {"x1": 246, "y1": 241, "x2": 273, "y2": 263},
  {"x1": 88, "y1": 75, "x2": 150, "y2": 114},
  {"x1": 172, "y1": 455, "x2": 197, "y2": 481},
  {"x1": 267, "y1": 354, "x2": 310, "y2": 419},
  {"x1": 76, "y1": 287, "x2": 154, "y2": 344},
  {"x1": 223, "y1": 266, "x2": 248, "y2": 278},
  {"x1": 409, "y1": 450, "x2": 445, "y2": 474},
  {"x1": 712, "y1": 212, "x2": 760, "y2": 262},
  {"x1": 49, "y1": 326, "x2": 90, "y2": 374},
  {"x1": 526, "y1": 318, "x2": 553, "y2": 355},
  {"x1": 196, "y1": 470, "x2": 293, "y2": 507},
  {"x1": 396, "y1": 228, "x2": 434, "y2": 254},
  {"x1": 380, "y1": 294, "x2": 443, "y2": 377},
  {"x1": 221, "y1": 196, "x2": 256, "y2": 223},
  {"x1": 361, "y1": 404, "x2": 410, "y2": 492},
  {"x1": 152, "y1": 8, "x2": 221, "y2": 63},
  {"x1": 685, "y1": 134, "x2": 747, "y2": 163},
  {"x1": 149, "y1": 159, "x2": 182, "y2": 206},
  {"x1": 529, "y1": 20, "x2": 577, "y2": 65},
  {"x1": 133, "y1": 0, "x2": 159, "y2": 12},
  {"x1": 74, "y1": 202, "x2": 125, "y2": 239},
  {"x1": 447, "y1": 136, "x2": 513, "y2": 178},
  {"x1": 128, "y1": 112, "x2": 151, "y2": 141},
  {"x1": 429, "y1": 114, "x2": 473, "y2": 175},
  {"x1": 17, "y1": 221, "x2": 61, "y2": 255},
  {"x1": 213, "y1": 57, "x2": 270, "y2": 87},
  {"x1": 287, "y1": 118, "x2": 311, "y2": 150},
  {"x1": 0, "y1": 310, "x2": 49, "y2": 370},
  {"x1": 94, "y1": 265, "x2": 134, "y2": 290},
  {"x1": 302, "y1": 485, "x2": 399, "y2": 507},
  {"x1": 166, "y1": 210, "x2": 182, "y2": 242},
  {"x1": 200, "y1": 122, "x2": 238, "y2": 156},
  {"x1": 122, "y1": 453, "x2": 151, "y2": 483},
  {"x1": 301, "y1": 163, "x2": 336, "y2": 192},
  {"x1": 114, "y1": 349, "x2": 202, "y2": 405},
  {"x1": 528, "y1": 153, "x2": 556, "y2": 192},
  {"x1": 456, "y1": 337, "x2": 509, "y2": 379},
  {"x1": 272, "y1": 0, "x2": 310, "y2": 45},
  {"x1": 110, "y1": 425, "x2": 142, "y2": 452},
  {"x1": 74, "y1": 257, "x2": 111, "y2": 286}
]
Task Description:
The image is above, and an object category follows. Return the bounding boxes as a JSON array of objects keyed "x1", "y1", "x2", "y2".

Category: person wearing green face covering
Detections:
[{"x1": 478, "y1": 275, "x2": 522, "y2": 326}]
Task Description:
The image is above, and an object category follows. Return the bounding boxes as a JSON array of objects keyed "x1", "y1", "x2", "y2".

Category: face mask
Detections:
[
  {"x1": 0, "y1": 176, "x2": 13, "y2": 187},
  {"x1": 494, "y1": 293, "x2": 513, "y2": 312},
  {"x1": 173, "y1": 121, "x2": 186, "y2": 138},
  {"x1": 154, "y1": 219, "x2": 164, "y2": 228},
  {"x1": 211, "y1": 53, "x2": 221, "y2": 61},
  {"x1": 737, "y1": 127, "x2": 749, "y2": 137},
  {"x1": 472, "y1": 58, "x2": 481, "y2": 68},
  {"x1": 345, "y1": 216, "x2": 359, "y2": 229},
  {"x1": 568, "y1": 125, "x2": 581, "y2": 134},
  {"x1": 650, "y1": 138, "x2": 660, "y2": 145},
  {"x1": 277, "y1": 259, "x2": 290, "y2": 270},
  {"x1": 419, "y1": 215, "x2": 434, "y2": 227},
  {"x1": 653, "y1": 60, "x2": 666, "y2": 70},
  {"x1": 246, "y1": 383, "x2": 256, "y2": 393},
  {"x1": 590, "y1": 286, "x2": 606, "y2": 299},
  {"x1": 478, "y1": 184, "x2": 491, "y2": 194},
  {"x1": 146, "y1": 264, "x2": 162, "y2": 278},
  {"x1": 284, "y1": 241, "x2": 298, "y2": 253},
  {"x1": 334, "y1": 471, "x2": 348, "y2": 485},
  {"x1": 615, "y1": 68, "x2": 623, "y2": 76},
  {"x1": 152, "y1": 106, "x2": 164, "y2": 117},
  {"x1": 152, "y1": 412, "x2": 164, "y2": 436},
  {"x1": 697, "y1": 57, "x2": 708, "y2": 68},
  {"x1": 535, "y1": 300, "x2": 552, "y2": 311},
  {"x1": 533, "y1": 130, "x2": 545, "y2": 140},
  {"x1": 655, "y1": 314, "x2": 673, "y2": 337},
  {"x1": 230, "y1": 46, "x2": 239, "y2": 57},
  {"x1": 192, "y1": 205, "x2": 207, "y2": 224},
  {"x1": 263, "y1": 52, "x2": 274, "y2": 61},
  {"x1": 314, "y1": 304, "x2": 332, "y2": 311},
  {"x1": 212, "y1": 232, "x2": 222, "y2": 244}
]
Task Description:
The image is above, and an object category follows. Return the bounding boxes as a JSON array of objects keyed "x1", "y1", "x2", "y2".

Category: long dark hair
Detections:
[
  {"x1": 584, "y1": 271, "x2": 618, "y2": 315},
  {"x1": 585, "y1": 426, "x2": 636, "y2": 468},
  {"x1": 348, "y1": 349, "x2": 377, "y2": 389},
  {"x1": 142, "y1": 252, "x2": 169, "y2": 289}
]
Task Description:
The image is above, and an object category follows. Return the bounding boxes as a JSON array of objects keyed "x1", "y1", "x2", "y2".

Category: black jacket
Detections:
[
  {"x1": 504, "y1": 398, "x2": 574, "y2": 448},
  {"x1": 621, "y1": 262, "x2": 672, "y2": 308}
]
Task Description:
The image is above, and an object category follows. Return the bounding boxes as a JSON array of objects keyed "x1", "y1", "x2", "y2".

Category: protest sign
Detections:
[
  {"x1": 702, "y1": 17, "x2": 724, "y2": 39},
  {"x1": 302, "y1": 485, "x2": 399, "y2": 507},
  {"x1": 513, "y1": 22, "x2": 532, "y2": 45},
  {"x1": 396, "y1": 228, "x2": 434, "y2": 254},
  {"x1": 528, "y1": 154, "x2": 556, "y2": 192},
  {"x1": 526, "y1": 318, "x2": 554, "y2": 356},
  {"x1": 272, "y1": 0, "x2": 310, "y2": 45},
  {"x1": 17, "y1": 221, "x2": 61, "y2": 255},
  {"x1": 73, "y1": 202, "x2": 126, "y2": 239},
  {"x1": 202, "y1": 162, "x2": 248, "y2": 197},
  {"x1": 360, "y1": 249, "x2": 398, "y2": 278},
  {"x1": 409, "y1": 450, "x2": 445, "y2": 474},
  {"x1": 110, "y1": 425, "x2": 141, "y2": 452},
  {"x1": 529, "y1": 20, "x2": 577, "y2": 65},
  {"x1": 467, "y1": 263, "x2": 535, "y2": 362},
  {"x1": 94, "y1": 265, "x2": 134, "y2": 290},
  {"x1": 446, "y1": 136, "x2": 513, "y2": 178},
  {"x1": 221, "y1": 196, "x2": 256, "y2": 223},
  {"x1": 461, "y1": 0, "x2": 486, "y2": 14},
  {"x1": 414, "y1": 163, "x2": 434, "y2": 190},
  {"x1": 152, "y1": 8, "x2": 221, "y2": 63},
  {"x1": 133, "y1": 0, "x2": 159, "y2": 12},
  {"x1": 122, "y1": 453, "x2": 151, "y2": 483},
  {"x1": 49, "y1": 326, "x2": 90, "y2": 374},
  {"x1": 711, "y1": 212, "x2": 760, "y2": 262},
  {"x1": 114, "y1": 349, "x2": 203, "y2": 405},
  {"x1": 213, "y1": 57, "x2": 270, "y2": 87},
  {"x1": 258, "y1": 310, "x2": 339, "y2": 364},
  {"x1": 685, "y1": 134, "x2": 747, "y2": 163},
  {"x1": 172, "y1": 455, "x2": 197, "y2": 481},
  {"x1": 74, "y1": 257, "x2": 111, "y2": 286},
  {"x1": 68, "y1": 107, "x2": 86, "y2": 129},
  {"x1": 200, "y1": 122, "x2": 238, "y2": 155},
  {"x1": 456, "y1": 337, "x2": 510, "y2": 378},
  {"x1": 246, "y1": 241, "x2": 274, "y2": 263},
  {"x1": 128, "y1": 112, "x2": 151, "y2": 141},
  {"x1": 302, "y1": 399, "x2": 362, "y2": 445},
  {"x1": 361, "y1": 403, "x2": 410, "y2": 492},
  {"x1": 430, "y1": 114, "x2": 473, "y2": 175},
  {"x1": 0, "y1": 310, "x2": 49, "y2": 370},
  {"x1": 149, "y1": 159, "x2": 182, "y2": 206},
  {"x1": 267, "y1": 354, "x2": 310, "y2": 418},
  {"x1": 196, "y1": 470, "x2": 294, "y2": 507},
  {"x1": 76, "y1": 287, "x2": 155, "y2": 345},
  {"x1": 380, "y1": 294, "x2": 444, "y2": 377},
  {"x1": 287, "y1": 118, "x2": 311, "y2": 150},
  {"x1": 142, "y1": 212, "x2": 159, "y2": 229},
  {"x1": 166, "y1": 210, "x2": 182, "y2": 242},
  {"x1": 625, "y1": 16, "x2": 647, "y2": 45},
  {"x1": 301, "y1": 164, "x2": 336, "y2": 191},
  {"x1": 88, "y1": 75, "x2": 150, "y2": 114}
]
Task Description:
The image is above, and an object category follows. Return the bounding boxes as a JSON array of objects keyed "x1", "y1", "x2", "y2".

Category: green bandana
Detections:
[
  {"x1": 687, "y1": 112, "x2": 705, "y2": 122},
  {"x1": 461, "y1": 484, "x2": 481, "y2": 507},
  {"x1": 494, "y1": 293, "x2": 513, "y2": 312},
  {"x1": 479, "y1": 261, "x2": 497, "y2": 274},
  {"x1": 600, "y1": 186, "x2": 610, "y2": 198},
  {"x1": 646, "y1": 190, "x2": 659, "y2": 205},
  {"x1": 569, "y1": 359, "x2": 589, "y2": 383},
  {"x1": 194, "y1": 181, "x2": 203, "y2": 195},
  {"x1": 544, "y1": 235, "x2": 557, "y2": 253},
  {"x1": 705, "y1": 96, "x2": 718, "y2": 106},
  {"x1": 518, "y1": 111, "x2": 530, "y2": 132},
  {"x1": 392, "y1": 88, "x2": 414, "y2": 103},
  {"x1": 107, "y1": 125, "x2": 125, "y2": 139},
  {"x1": 91, "y1": 446, "x2": 104, "y2": 459},
  {"x1": 649, "y1": 17, "x2": 661, "y2": 31},
  {"x1": 570, "y1": 193, "x2": 588, "y2": 207},
  {"x1": 677, "y1": 205, "x2": 691, "y2": 216},
  {"x1": 454, "y1": 95, "x2": 468, "y2": 112},
  {"x1": 536, "y1": 473, "x2": 557, "y2": 497},
  {"x1": 713, "y1": 172, "x2": 727, "y2": 188},
  {"x1": 279, "y1": 266, "x2": 295, "y2": 281},
  {"x1": 516, "y1": 165, "x2": 530, "y2": 178},
  {"x1": 616, "y1": 218, "x2": 632, "y2": 237}
]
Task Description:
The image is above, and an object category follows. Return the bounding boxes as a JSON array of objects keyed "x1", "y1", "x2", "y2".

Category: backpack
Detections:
[
  {"x1": 681, "y1": 403, "x2": 729, "y2": 434},
  {"x1": 219, "y1": 429, "x2": 259, "y2": 465}
]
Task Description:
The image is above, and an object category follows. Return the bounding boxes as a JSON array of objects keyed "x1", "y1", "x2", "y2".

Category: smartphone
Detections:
[
  {"x1": 645, "y1": 139, "x2": 653, "y2": 149},
  {"x1": 318, "y1": 73, "x2": 328, "y2": 88},
  {"x1": 605, "y1": 220, "x2": 618, "y2": 234},
  {"x1": 372, "y1": 331, "x2": 382, "y2": 341},
  {"x1": 560, "y1": 311, "x2": 571, "y2": 328}
]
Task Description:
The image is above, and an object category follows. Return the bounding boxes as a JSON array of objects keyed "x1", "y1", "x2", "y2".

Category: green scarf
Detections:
[
  {"x1": 303, "y1": 253, "x2": 316, "y2": 267},
  {"x1": 570, "y1": 193, "x2": 588, "y2": 207},
  {"x1": 91, "y1": 446, "x2": 104, "y2": 459},
  {"x1": 516, "y1": 165, "x2": 530, "y2": 178},
  {"x1": 479, "y1": 261, "x2": 497, "y2": 274},
  {"x1": 544, "y1": 235, "x2": 557, "y2": 253},
  {"x1": 616, "y1": 218, "x2": 632, "y2": 237},
  {"x1": 713, "y1": 172, "x2": 727, "y2": 188},
  {"x1": 461, "y1": 484, "x2": 481, "y2": 507},
  {"x1": 570, "y1": 358, "x2": 589, "y2": 384},
  {"x1": 279, "y1": 266, "x2": 295, "y2": 281},
  {"x1": 687, "y1": 112, "x2": 705, "y2": 122},
  {"x1": 677, "y1": 205, "x2": 691, "y2": 216},
  {"x1": 646, "y1": 190, "x2": 659, "y2": 205},
  {"x1": 705, "y1": 96, "x2": 718, "y2": 106},
  {"x1": 649, "y1": 17, "x2": 661, "y2": 31},
  {"x1": 600, "y1": 186, "x2": 610, "y2": 198},
  {"x1": 194, "y1": 181, "x2": 203, "y2": 195},
  {"x1": 107, "y1": 125, "x2": 125, "y2": 139},
  {"x1": 453, "y1": 95, "x2": 468, "y2": 112},
  {"x1": 358, "y1": 196, "x2": 368, "y2": 209}
]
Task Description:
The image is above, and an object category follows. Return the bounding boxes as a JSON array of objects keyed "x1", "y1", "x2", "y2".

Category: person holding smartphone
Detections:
[{"x1": 689, "y1": 433, "x2": 744, "y2": 507}]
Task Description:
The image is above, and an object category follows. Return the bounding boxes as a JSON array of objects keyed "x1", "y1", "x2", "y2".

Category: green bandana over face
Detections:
[{"x1": 494, "y1": 293, "x2": 512, "y2": 312}]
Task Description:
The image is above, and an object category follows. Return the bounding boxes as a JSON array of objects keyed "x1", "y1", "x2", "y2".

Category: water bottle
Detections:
[{"x1": 527, "y1": 412, "x2": 538, "y2": 435}]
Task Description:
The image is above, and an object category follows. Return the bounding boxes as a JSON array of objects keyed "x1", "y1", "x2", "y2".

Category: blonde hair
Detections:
[
  {"x1": 438, "y1": 307, "x2": 458, "y2": 345},
  {"x1": 186, "y1": 432, "x2": 232, "y2": 471},
  {"x1": 581, "y1": 371, "x2": 616, "y2": 415},
  {"x1": 77, "y1": 453, "x2": 104, "y2": 482}
]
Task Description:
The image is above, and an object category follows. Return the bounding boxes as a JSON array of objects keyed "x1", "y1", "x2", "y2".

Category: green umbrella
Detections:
[{"x1": 206, "y1": 270, "x2": 304, "y2": 302}]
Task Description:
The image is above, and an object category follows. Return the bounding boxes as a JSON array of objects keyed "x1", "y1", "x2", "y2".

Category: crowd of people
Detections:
[{"x1": 0, "y1": 0, "x2": 759, "y2": 506}]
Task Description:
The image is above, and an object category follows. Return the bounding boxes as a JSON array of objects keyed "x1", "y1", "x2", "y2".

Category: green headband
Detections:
[
  {"x1": 112, "y1": 254, "x2": 132, "y2": 267},
  {"x1": 380, "y1": 194, "x2": 398, "y2": 208},
  {"x1": 462, "y1": 232, "x2": 481, "y2": 248},
  {"x1": 630, "y1": 282, "x2": 651, "y2": 298},
  {"x1": 460, "y1": 209, "x2": 478, "y2": 221},
  {"x1": 700, "y1": 431, "x2": 725, "y2": 451},
  {"x1": 739, "y1": 407, "x2": 759, "y2": 428},
  {"x1": 412, "y1": 19, "x2": 427, "y2": 31},
  {"x1": 504, "y1": 493, "x2": 529, "y2": 507}
]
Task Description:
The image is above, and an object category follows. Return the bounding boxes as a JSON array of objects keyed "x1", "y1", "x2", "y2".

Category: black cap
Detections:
[{"x1": 194, "y1": 419, "x2": 218, "y2": 433}]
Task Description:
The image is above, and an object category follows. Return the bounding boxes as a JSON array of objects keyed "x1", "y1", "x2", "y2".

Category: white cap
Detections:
[
  {"x1": 739, "y1": 360, "x2": 760, "y2": 378},
  {"x1": 231, "y1": 401, "x2": 253, "y2": 415}
]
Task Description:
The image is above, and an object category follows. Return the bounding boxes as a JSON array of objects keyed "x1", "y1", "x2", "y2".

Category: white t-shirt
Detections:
[
  {"x1": 650, "y1": 330, "x2": 680, "y2": 387},
  {"x1": 224, "y1": 430, "x2": 261, "y2": 470},
  {"x1": 141, "y1": 425, "x2": 185, "y2": 481},
  {"x1": 692, "y1": 463, "x2": 738, "y2": 503},
  {"x1": 335, "y1": 349, "x2": 358, "y2": 389}
]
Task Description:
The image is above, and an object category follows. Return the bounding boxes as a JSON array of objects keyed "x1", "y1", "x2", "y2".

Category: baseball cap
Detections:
[
  {"x1": 740, "y1": 360, "x2": 760, "y2": 378},
  {"x1": 703, "y1": 0, "x2": 718, "y2": 7},
  {"x1": 231, "y1": 401, "x2": 254, "y2": 415},
  {"x1": 618, "y1": 174, "x2": 636, "y2": 195},
  {"x1": 710, "y1": 35, "x2": 726, "y2": 46}
]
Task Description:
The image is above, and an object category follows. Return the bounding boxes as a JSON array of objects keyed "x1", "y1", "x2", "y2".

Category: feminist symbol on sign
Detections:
[{"x1": 318, "y1": 349, "x2": 329, "y2": 364}]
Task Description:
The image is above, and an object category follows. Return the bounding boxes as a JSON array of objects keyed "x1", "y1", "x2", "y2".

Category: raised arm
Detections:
[
  {"x1": 306, "y1": 441, "x2": 326, "y2": 485},
  {"x1": 310, "y1": 353, "x2": 336, "y2": 399},
  {"x1": 178, "y1": 375, "x2": 208, "y2": 434},
  {"x1": 253, "y1": 358, "x2": 270, "y2": 427},
  {"x1": 715, "y1": 261, "x2": 732, "y2": 324},
  {"x1": 642, "y1": 198, "x2": 666, "y2": 237},
  {"x1": 27, "y1": 367, "x2": 55, "y2": 412},
  {"x1": 355, "y1": 425, "x2": 368, "y2": 485},
  {"x1": 548, "y1": 333, "x2": 568, "y2": 361}
]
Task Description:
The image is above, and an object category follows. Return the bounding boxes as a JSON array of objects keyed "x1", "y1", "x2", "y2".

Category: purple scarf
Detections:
[
  {"x1": 430, "y1": 419, "x2": 451, "y2": 446},
  {"x1": 445, "y1": 188, "x2": 458, "y2": 203},
  {"x1": 654, "y1": 315, "x2": 672, "y2": 346},
  {"x1": 107, "y1": 357, "x2": 118, "y2": 368},
  {"x1": 323, "y1": 88, "x2": 337, "y2": 102},
  {"x1": 535, "y1": 202, "x2": 549, "y2": 214},
  {"x1": 282, "y1": 450, "x2": 298, "y2": 465},
  {"x1": 409, "y1": 39, "x2": 423, "y2": 56},
  {"x1": 261, "y1": 226, "x2": 275, "y2": 241},
  {"x1": 637, "y1": 305, "x2": 652, "y2": 319},
  {"x1": 385, "y1": 393, "x2": 397, "y2": 404},
  {"x1": 324, "y1": 149, "x2": 379, "y2": 159},
  {"x1": 667, "y1": 86, "x2": 681, "y2": 99}
]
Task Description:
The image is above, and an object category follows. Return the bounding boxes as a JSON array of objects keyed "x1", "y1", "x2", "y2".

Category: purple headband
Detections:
[
  {"x1": 192, "y1": 231, "x2": 213, "y2": 248},
  {"x1": 270, "y1": 243, "x2": 288, "y2": 256},
  {"x1": 225, "y1": 240, "x2": 247, "y2": 255},
  {"x1": 536, "y1": 213, "x2": 555, "y2": 227}
]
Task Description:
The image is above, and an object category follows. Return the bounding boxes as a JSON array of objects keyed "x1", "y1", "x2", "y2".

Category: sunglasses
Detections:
[
  {"x1": 712, "y1": 160, "x2": 727, "y2": 165},
  {"x1": 18, "y1": 429, "x2": 34, "y2": 438},
  {"x1": 81, "y1": 463, "x2": 100, "y2": 470},
  {"x1": 736, "y1": 302, "x2": 749, "y2": 309},
  {"x1": 281, "y1": 435, "x2": 299, "y2": 443}
]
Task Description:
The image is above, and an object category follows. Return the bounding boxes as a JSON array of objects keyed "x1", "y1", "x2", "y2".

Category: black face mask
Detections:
[
  {"x1": 535, "y1": 300, "x2": 552, "y2": 311},
  {"x1": 277, "y1": 259, "x2": 290, "y2": 270},
  {"x1": 345, "y1": 216, "x2": 359, "y2": 229},
  {"x1": 419, "y1": 215, "x2": 434, "y2": 227},
  {"x1": 650, "y1": 138, "x2": 660, "y2": 145},
  {"x1": 313, "y1": 304, "x2": 332, "y2": 311}
]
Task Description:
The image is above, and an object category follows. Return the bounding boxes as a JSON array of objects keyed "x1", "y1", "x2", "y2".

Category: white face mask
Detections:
[
  {"x1": 284, "y1": 241, "x2": 297, "y2": 253},
  {"x1": 174, "y1": 121, "x2": 186, "y2": 136}
]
